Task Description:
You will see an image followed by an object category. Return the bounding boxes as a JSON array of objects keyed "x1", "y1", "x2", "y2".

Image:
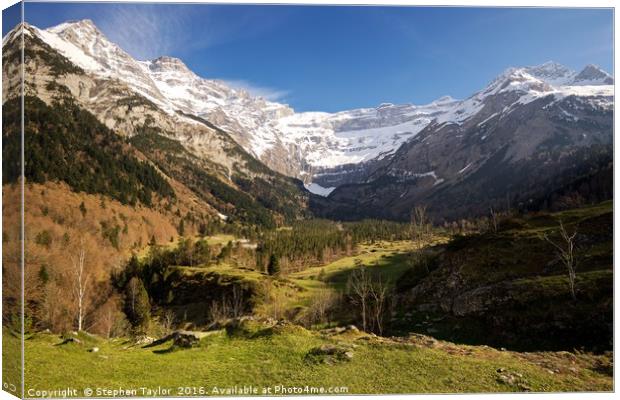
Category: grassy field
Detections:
[
  {"x1": 137, "y1": 234, "x2": 237, "y2": 260},
  {"x1": 14, "y1": 320, "x2": 612, "y2": 396},
  {"x1": 286, "y1": 238, "x2": 446, "y2": 309}
]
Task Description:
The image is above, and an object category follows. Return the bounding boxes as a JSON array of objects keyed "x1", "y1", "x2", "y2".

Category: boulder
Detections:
[
  {"x1": 58, "y1": 337, "x2": 81, "y2": 345},
  {"x1": 135, "y1": 335, "x2": 155, "y2": 345},
  {"x1": 305, "y1": 344, "x2": 354, "y2": 364},
  {"x1": 146, "y1": 330, "x2": 201, "y2": 349}
]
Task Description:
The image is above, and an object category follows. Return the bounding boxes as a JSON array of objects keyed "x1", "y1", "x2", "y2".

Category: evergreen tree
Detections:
[
  {"x1": 218, "y1": 241, "x2": 233, "y2": 262},
  {"x1": 79, "y1": 201, "x2": 87, "y2": 217},
  {"x1": 178, "y1": 219, "x2": 185, "y2": 236},
  {"x1": 38, "y1": 265, "x2": 50, "y2": 284},
  {"x1": 267, "y1": 254, "x2": 280, "y2": 276},
  {"x1": 124, "y1": 277, "x2": 151, "y2": 333}
]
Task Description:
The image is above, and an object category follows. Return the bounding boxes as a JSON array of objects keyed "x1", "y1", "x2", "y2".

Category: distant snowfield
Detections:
[{"x1": 304, "y1": 183, "x2": 336, "y2": 197}]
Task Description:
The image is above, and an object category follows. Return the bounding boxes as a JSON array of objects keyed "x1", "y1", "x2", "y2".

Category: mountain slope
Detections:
[
  {"x1": 27, "y1": 20, "x2": 614, "y2": 202},
  {"x1": 3, "y1": 22, "x2": 311, "y2": 229},
  {"x1": 393, "y1": 201, "x2": 612, "y2": 351},
  {"x1": 17, "y1": 20, "x2": 462, "y2": 186},
  {"x1": 317, "y1": 65, "x2": 613, "y2": 221}
]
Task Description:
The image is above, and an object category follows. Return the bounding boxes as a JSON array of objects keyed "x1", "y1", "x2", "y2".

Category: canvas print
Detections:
[{"x1": 1, "y1": 2, "x2": 614, "y2": 397}]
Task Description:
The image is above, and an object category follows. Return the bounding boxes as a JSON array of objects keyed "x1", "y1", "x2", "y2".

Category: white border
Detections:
[{"x1": 0, "y1": 1, "x2": 616, "y2": 400}]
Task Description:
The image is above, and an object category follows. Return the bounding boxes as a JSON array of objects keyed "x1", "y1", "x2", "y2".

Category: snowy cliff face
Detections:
[
  {"x1": 20, "y1": 20, "x2": 459, "y2": 180},
  {"x1": 19, "y1": 20, "x2": 614, "y2": 196}
]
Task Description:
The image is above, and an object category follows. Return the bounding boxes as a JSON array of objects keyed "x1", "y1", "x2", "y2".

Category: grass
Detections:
[
  {"x1": 287, "y1": 239, "x2": 445, "y2": 309},
  {"x1": 175, "y1": 263, "x2": 265, "y2": 283},
  {"x1": 14, "y1": 321, "x2": 611, "y2": 396},
  {"x1": 138, "y1": 234, "x2": 237, "y2": 260},
  {"x1": 2, "y1": 330, "x2": 22, "y2": 397}
]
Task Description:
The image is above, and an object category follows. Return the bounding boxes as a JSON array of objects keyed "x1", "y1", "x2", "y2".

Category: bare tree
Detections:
[
  {"x1": 95, "y1": 297, "x2": 124, "y2": 338},
  {"x1": 541, "y1": 220, "x2": 578, "y2": 300},
  {"x1": 489, "y1": 207, "x2": 500, "y2": 233},
  {"x1": 411, "y1": 205, "x2": 431, "y2": 249},
  {"x1": 346, "y1": 267, "x2": 373, "y2": 331},
  {"x1": 208, "y1": 299, "x2": 230, "y2": 323},
  {"x1": 268, "y1": 289, "x2": 286, "y2": 320},
  {"x1": 230, "y1": 286, "x2": 244, "y2": 318},
  {"x1": 307, "y1": 289, "x2": 338, "y2": 327},
  {"x1": 71, "y1": 239, "x2": 88, "y2": 331},
  {"x1": 368, "y1": 277, "x2": 390, "y2": 335},
  {"x1": 161, "y1": 309, "x2": 176, "y2": 335}
]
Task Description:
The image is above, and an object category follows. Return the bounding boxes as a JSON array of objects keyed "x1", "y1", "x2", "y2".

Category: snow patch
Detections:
[{"x1": 304, "y1": 183, "x2": 336, "y2": 197}]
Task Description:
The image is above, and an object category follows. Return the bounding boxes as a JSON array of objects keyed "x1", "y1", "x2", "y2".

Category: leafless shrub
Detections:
[{"x1": 540, "y1": 220, "x2": 578, "y2": 300}]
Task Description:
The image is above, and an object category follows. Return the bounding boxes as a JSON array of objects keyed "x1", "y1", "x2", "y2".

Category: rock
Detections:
[
  {"x1": 497, "y1": 374, "x2": 514, "y2": 385},
  {"x1": 173, "y1": 334, "x2": 199, "y2": 348},
  {"x1": 58, "y1": 337, "x2": 81, "y2": 345},
  {"x1": 88, "y1": 347, "x2": 99, "y2": 353},
  {"x1": 146, "y1": 331, "x2": 201, "y2": 349},
  {"x1": 496, "y1": 369, "x2": 530, "y2": 391},
  {"x1": 317, "y1": 345, "x2": 341, "y2": 355},
  {"x1": 134, "y1": 335, "x2": 155, "y2": 345},
  {"x1": 305, "y1": 344, "x2": 354, "y2": 364},
  {"x1": 346, "y1": 325, "x2": 359, "y2": 332}
]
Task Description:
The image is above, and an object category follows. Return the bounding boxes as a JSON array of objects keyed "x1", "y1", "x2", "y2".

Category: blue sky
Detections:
[{"x1": 4, "y1": 3, "x2": 614, "y2": 112}]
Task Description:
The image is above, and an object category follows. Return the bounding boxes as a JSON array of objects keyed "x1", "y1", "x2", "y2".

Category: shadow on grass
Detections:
[
  {"x1": 152, "y1": 346, "x2": 178, "y2": 354},
  {"x1": 326, "y1": 251, "x2": 413, "y2": 288}
]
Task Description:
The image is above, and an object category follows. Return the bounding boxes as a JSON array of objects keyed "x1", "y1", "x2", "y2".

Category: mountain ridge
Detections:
[
  {"x1": 2, "y1": 20, "x2": 613, "y2": 223},
  {"x1": 7, "y1": 20, "x2": 612, "y2": 196}
]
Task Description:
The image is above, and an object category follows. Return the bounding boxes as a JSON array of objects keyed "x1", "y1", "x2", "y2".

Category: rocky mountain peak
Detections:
[
  {"x1": 573, "y1": 64, "x2": 614, "y2": 85},
  {"x1": 149, "y1": 56, "x2": 193, "y2": 74},
  {"x1": 524, "y1": 61, "x2": 576, "y2": 86},
  {"x1": 478, "y1": 66, "x2": 553, "y2": 100},
  {"x1": 48, "y1": 19, "x2": 103, "y2": 38}
]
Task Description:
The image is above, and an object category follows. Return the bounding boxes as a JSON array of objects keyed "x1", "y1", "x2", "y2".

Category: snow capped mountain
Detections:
[
  {"x1": 12, "y1": 20, "x2": 614, "y2": 197},
  {"x1": 27, "y1": 19, "x2": 465, "y2": 185},
  {"x1": 572, "y1": 64, "x2": 614, "y2": 85},
  {"x1": 524, "y1": 61, "x2": 576, "y2": 86},
  {"x1": 276, "y1": 97, "x2": 459, "y2": 168}
]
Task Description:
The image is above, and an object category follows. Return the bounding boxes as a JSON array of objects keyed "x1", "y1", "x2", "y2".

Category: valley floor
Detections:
[{"x1": 5, "y1": 203, "x2": 613, "y2": 396}]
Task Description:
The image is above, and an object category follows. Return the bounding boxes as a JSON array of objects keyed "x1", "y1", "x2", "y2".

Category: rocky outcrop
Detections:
[{"x1": 393, "y1": 206, "x2": 613, "y2": 351}]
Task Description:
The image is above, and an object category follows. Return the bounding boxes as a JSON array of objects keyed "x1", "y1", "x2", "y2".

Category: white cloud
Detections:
[
  {"x1": 94, "y1": 4, "x2": 289, "y2": 61},
  {"x1": 96, "y1": 4, "x2": 200, "y2": 60},
  {"x1": 223, "y1": 79, "x2": 290, "y2": 102}
]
